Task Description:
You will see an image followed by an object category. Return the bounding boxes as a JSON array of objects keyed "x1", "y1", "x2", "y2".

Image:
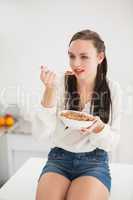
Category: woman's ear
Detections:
[{"x1": 97, "y1": 52, "x2": 105, "y2": 64}]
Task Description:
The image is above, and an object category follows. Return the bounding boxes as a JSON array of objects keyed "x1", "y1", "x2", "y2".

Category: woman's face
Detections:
[{"x1": 68, "y1": 39, "x2": 104, "y2": 81}]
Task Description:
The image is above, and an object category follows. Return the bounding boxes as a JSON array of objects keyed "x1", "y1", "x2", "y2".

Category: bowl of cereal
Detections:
[{"x1": 59, "y1": 110, "x2": 95, "y2": 129}]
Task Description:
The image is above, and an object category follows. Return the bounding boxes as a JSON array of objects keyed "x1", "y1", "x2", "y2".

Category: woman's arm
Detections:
[
  {"x1": 89, "y1": 80, "x2": 123, "y2": 152},
  {"x1": 41, "y1": 87, "x2": 57, "y2": 108},
  {"x1": 32, "y1": 66, "x2": 59, "y2": 143},
  {"x1": 32, "y1": 103, "x2": 57, "y2": 144}
]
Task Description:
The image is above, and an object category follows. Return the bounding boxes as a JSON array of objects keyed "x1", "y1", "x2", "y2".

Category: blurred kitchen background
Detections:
[{"x1": 0, "y1": 0, "x2": 133, "y2": 187}]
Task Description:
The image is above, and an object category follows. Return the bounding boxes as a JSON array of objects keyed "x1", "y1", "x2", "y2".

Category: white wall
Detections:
[{"x1": 0, "y1": 0, "x2": 133, "y2": 163}]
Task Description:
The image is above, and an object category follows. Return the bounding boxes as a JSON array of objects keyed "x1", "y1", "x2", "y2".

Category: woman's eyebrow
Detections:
[
  {"x1": 68, "y1": 51, "x2": 73, "y2": 55},
  {"x1": 68, "y1": 51, "x2": 88, "y2": 55},
  {"x1": 80, "y1": 53, "x2": 88, "y2": 55}
]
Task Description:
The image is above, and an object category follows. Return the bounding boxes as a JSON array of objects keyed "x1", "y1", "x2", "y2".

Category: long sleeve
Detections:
[
  {"x1": 31, "y1": 104, "x2": 57, "y2": 144},
  {"x1": 31, "y1": 74, "x2": 65, "y2": 144},
  {"x1": 89, "y1": 80, "x2": 122, "y2": 152}
]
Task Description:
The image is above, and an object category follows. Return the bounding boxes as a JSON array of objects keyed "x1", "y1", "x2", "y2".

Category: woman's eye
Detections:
[
  {"x1": 69, "y1": 55, "x2": 75, "y2": 59},
  {"x1": 69, "y1": 55, "x2": 89, "y2": 59},
  {"x1": 81, "y1": 56, "x2": 88, "y2": 59}
]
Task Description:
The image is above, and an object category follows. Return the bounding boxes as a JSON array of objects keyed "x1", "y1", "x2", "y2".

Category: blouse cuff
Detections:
[{"x1": 39, "y1": 104, "x2": 57, "y2": 114}]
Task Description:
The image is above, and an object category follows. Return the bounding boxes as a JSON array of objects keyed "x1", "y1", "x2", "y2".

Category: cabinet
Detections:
[
  {"x1": 0, "y1": 133, "x2": 8, "y2": 187},
  {"x1": 0, "y1": 133, "x2": 49, "y2": 185}
]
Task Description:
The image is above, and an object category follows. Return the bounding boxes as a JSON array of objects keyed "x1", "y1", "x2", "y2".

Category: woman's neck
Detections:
[
  {"x1": 77, "y1": 78, "x2": 95, "y2": 109},
  {"x1": 77, "y1": 78, "x2": 95, "y2": 93}
]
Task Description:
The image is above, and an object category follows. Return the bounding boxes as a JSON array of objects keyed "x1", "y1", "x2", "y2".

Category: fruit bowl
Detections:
[
  {"x1": 0, "y1": 113, "x2": 19, "y2": 134},
  {"x1": 58, "y1": 110, "x2": 95, "y2": 130}
]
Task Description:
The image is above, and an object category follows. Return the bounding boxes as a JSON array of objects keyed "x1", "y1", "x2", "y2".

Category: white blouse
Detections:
[{"x1": 31, "y1": 75, "x2": 122, "y2": 153}]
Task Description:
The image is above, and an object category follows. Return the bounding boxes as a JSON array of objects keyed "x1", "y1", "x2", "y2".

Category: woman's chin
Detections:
[{"x1": 76, "y1": 73, "x2": 89, "y2": 80}]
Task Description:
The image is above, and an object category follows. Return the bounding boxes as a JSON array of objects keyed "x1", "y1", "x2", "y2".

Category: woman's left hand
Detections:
[{"x1": 80, "y1": 116, "x2": 105, "y2": 134}]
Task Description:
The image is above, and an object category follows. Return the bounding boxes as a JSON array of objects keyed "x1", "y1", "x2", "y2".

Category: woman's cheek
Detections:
[{"x1": 69, "y1": 61, "x2": 74, "y2": 70}]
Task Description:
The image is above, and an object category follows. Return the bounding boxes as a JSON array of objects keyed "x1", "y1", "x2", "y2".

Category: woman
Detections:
[{"x1": 35, "y1": 29, "x2": 122, "y2": 200}]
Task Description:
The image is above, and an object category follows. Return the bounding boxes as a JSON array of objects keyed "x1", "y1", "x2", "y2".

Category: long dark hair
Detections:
[{"x1": 64, "y1": 29, "x2": 112, "y2": 123}]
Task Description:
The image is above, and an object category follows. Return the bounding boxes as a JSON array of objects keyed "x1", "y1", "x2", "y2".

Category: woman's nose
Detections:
[{"x1": 73, "y1": 58, "x2": 81, "y2": 68}]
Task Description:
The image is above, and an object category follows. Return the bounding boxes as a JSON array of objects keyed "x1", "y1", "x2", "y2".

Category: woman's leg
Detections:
[
  {"x1": 65, "y1": 176, "x2": 109, "y2": 200},
  {"x1": 36, "y1": 172, "x2": 71, "y2": 200}
]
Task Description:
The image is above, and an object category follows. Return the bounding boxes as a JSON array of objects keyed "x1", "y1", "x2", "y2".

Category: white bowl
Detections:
[{"x1": 58, "y1": 110, "x2": 95, "y2": 130}]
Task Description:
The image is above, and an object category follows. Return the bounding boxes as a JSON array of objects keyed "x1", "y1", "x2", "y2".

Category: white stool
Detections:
[{"x1": 0, "y1": 158, "x2": 133, "y2": 200}]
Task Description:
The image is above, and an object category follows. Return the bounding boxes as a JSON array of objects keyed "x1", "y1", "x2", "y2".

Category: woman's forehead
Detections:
[{"x1": 68, "y1": 40, "x2": 97, "y2": 55}]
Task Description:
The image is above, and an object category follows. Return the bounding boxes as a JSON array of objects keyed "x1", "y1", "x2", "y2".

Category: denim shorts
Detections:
[{"x1": 38, "y1": 147, "x2": 111, "y2": 192}]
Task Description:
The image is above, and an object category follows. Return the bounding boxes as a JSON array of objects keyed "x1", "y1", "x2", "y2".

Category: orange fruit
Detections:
[
  {"x1": 0, "y1": 116, "x2": 5, "y2": 127},
  {"x1": 5, "y1": 116, "x2": 15, "y2": 127}
]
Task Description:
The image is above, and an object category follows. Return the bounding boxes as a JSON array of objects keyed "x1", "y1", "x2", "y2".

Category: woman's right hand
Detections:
[{"x1": 40, "y1": 65, "x2": 57, "y2": 89}]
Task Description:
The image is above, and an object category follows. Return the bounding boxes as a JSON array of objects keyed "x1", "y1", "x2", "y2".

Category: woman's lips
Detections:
[{"x1": 74, "y1": 69, "x2": 85, "y2": 75}]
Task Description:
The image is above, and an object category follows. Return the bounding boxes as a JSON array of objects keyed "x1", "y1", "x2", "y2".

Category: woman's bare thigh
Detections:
[
  {"x1": 66, "y1": 176, "x2": 109, "y2": 200},
  {"x1": 36, "y1": 172, "x2": 71, "y2": 200}
]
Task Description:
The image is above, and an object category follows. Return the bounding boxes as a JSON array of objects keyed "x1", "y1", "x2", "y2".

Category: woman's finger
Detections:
[
  {"x1": 40, "y1": 66, "x2": 49, "y2": 78},
  {"x1": 41, "y1": 65, "x2": 48, "y2": 72},
  {"x1": 86, "y1": 119, "x2": 99, "y2": 133},
  {"x1": 40, "y1": 69, "x2": 51, "y2": 84},
  {"x1": 40, "y1": 65, "x2": 58, "y2": 88},
  {"x1": 80, "y1": 119, "x2": 98, "y2": 134},
  {"x1": 40, "y1": 70, "x2": 45, "y2": 81},
  {"x1": 65, "y1": 70, "x2": 74, "y2": 75}
]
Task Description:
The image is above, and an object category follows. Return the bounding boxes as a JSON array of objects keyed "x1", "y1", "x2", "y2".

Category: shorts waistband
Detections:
[{"x1": 50, "y1": 147, "x2": 107, "y2": 157}]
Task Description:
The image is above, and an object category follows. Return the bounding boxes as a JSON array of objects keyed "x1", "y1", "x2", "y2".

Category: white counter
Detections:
[{"x1": 0, "y1": 158, "x2": 133, "y2": 200}]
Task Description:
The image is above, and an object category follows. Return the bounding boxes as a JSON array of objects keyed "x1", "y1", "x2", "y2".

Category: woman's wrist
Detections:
[{"x1": 41, "y1": 87, "x2": 57, "y2": 108}]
